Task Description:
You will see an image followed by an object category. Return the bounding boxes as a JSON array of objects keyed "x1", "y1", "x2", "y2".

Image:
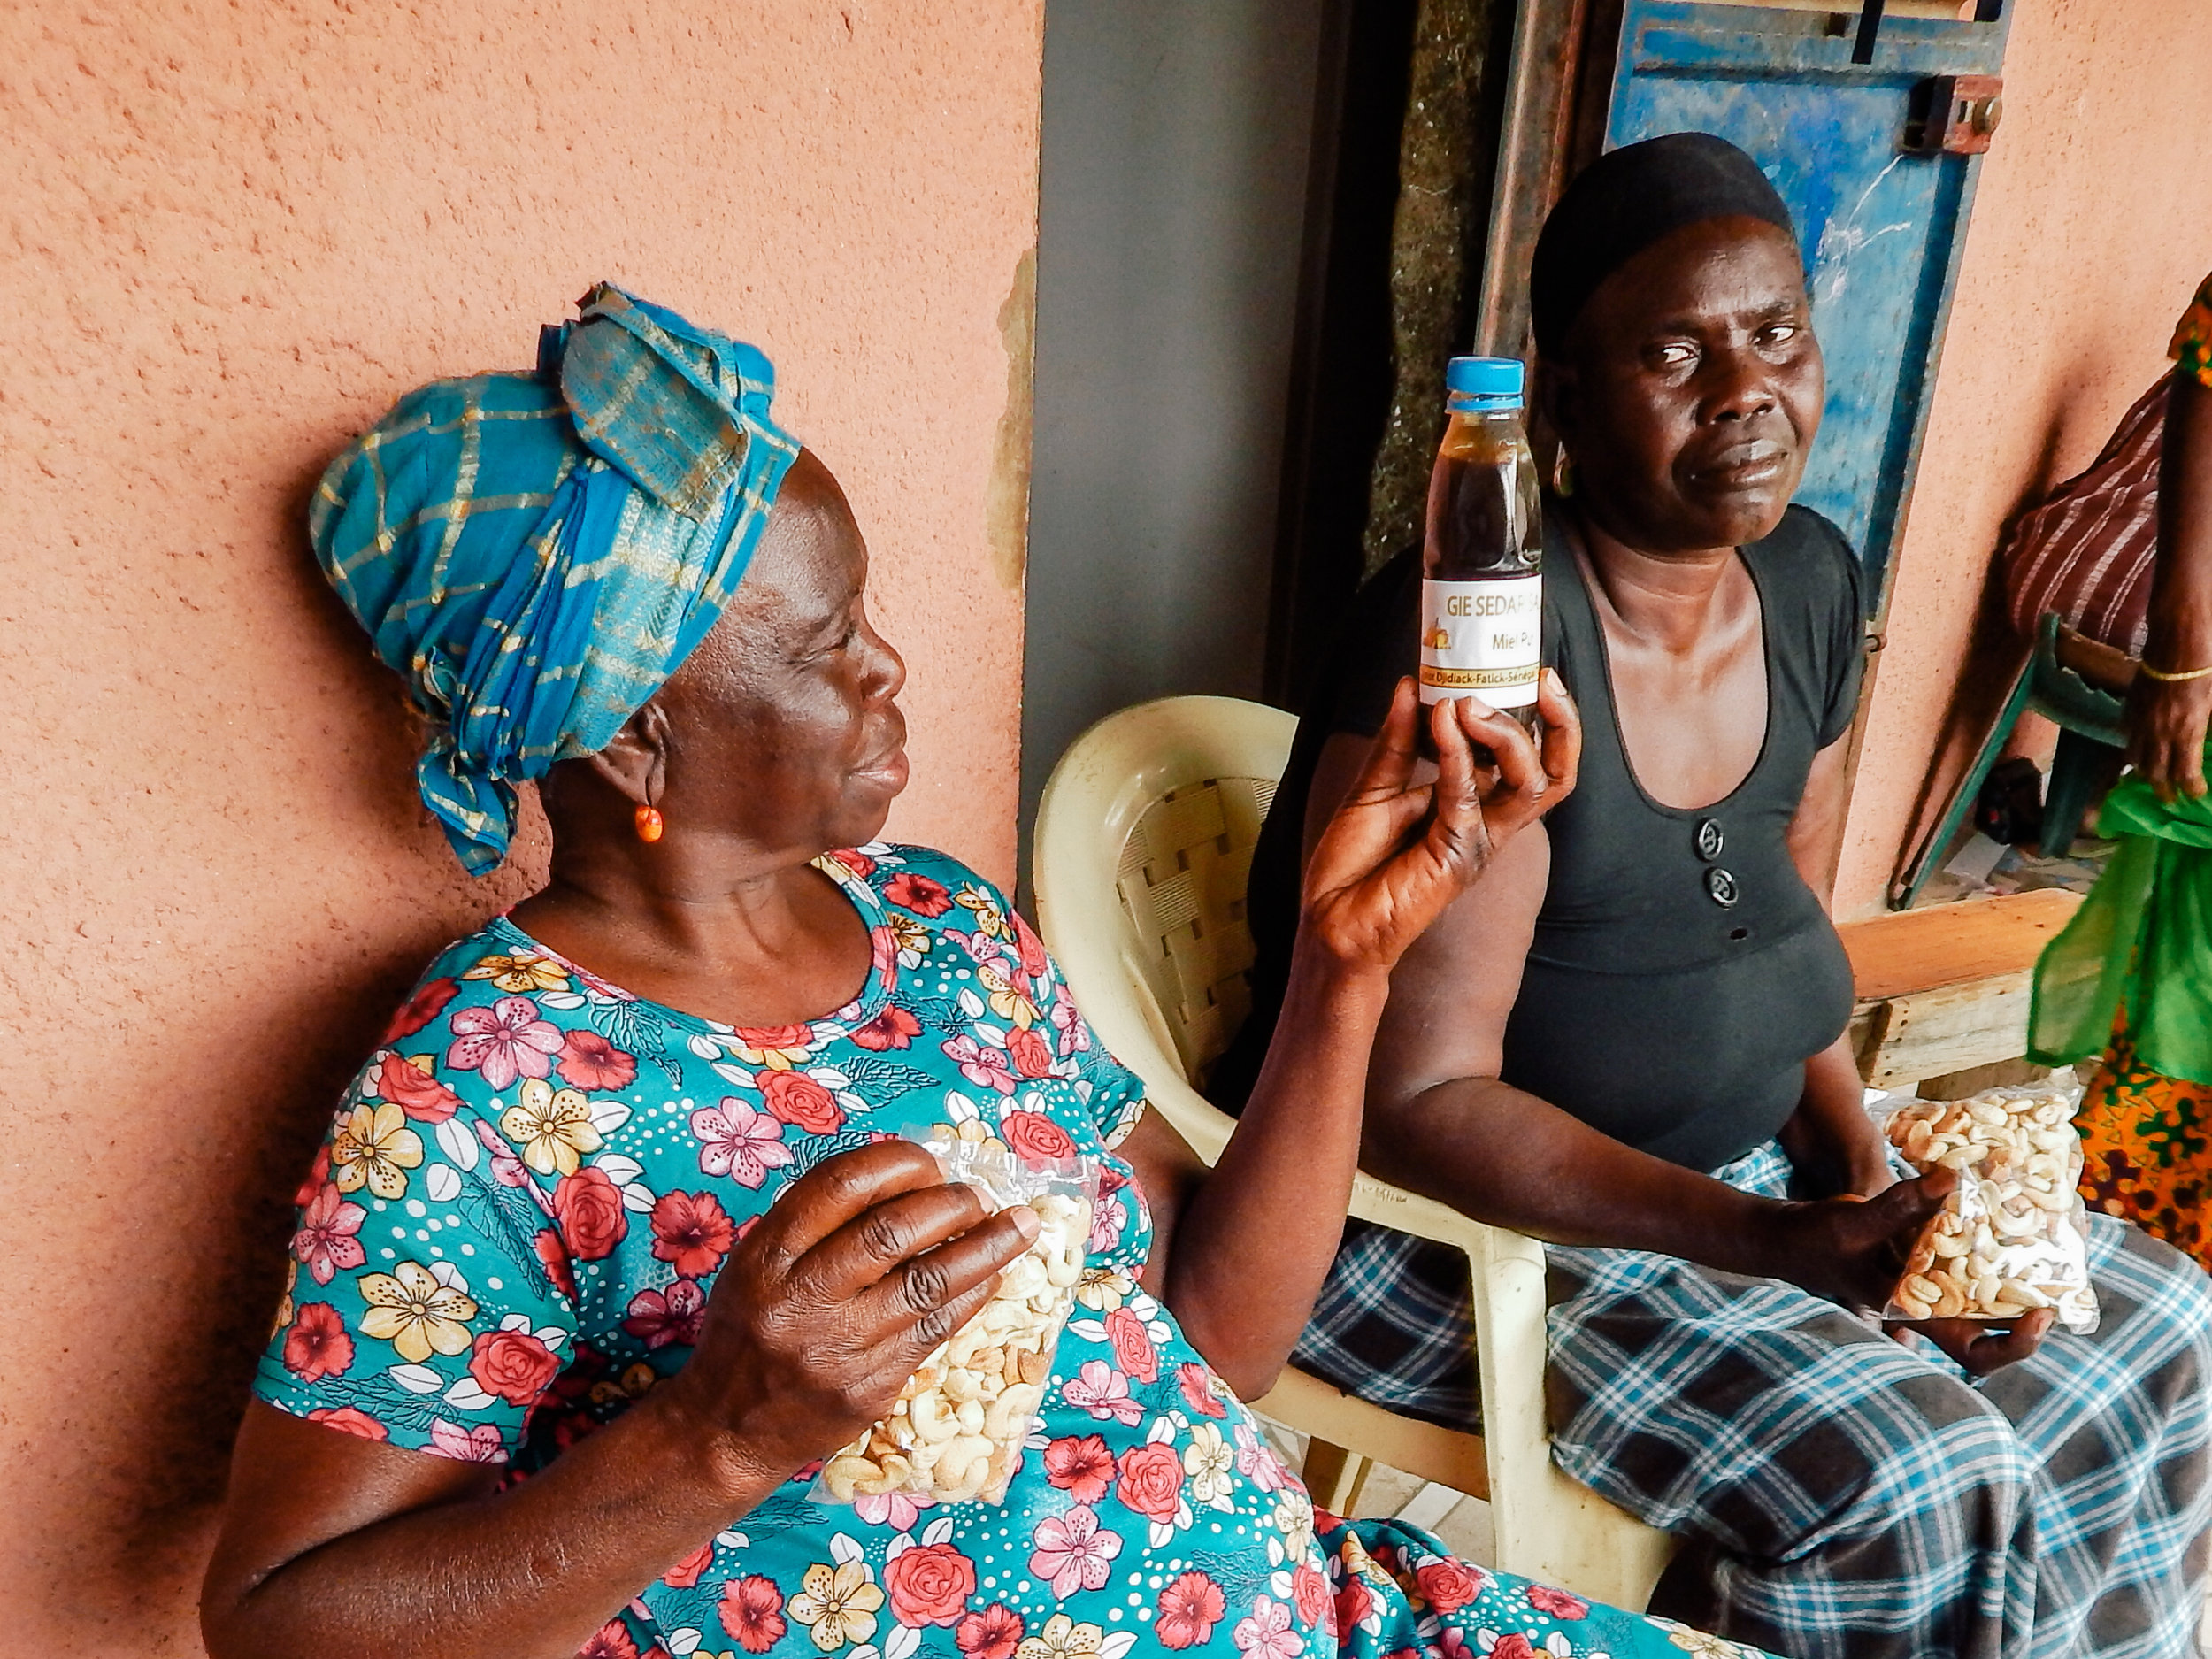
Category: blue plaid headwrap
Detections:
[{"x1": 310, "y1": 284, "x2": 802, "y2": 874}]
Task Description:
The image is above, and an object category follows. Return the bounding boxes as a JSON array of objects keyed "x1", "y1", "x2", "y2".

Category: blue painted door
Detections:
[{"x1": 1603, "y1": 3, "x2": 2012, "y2": 617}]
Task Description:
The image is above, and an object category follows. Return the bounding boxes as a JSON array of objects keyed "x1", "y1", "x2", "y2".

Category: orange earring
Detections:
[{"x1": 634, "y1": 804, "x2": 665, "y2": 843}]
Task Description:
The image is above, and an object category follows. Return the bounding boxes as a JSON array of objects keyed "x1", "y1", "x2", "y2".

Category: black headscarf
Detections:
[{"x1": 1530, "y1": 133, "x2": 1799, "y2": 358}]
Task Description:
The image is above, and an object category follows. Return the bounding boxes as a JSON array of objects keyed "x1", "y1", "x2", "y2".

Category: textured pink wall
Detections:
[
  {"x1": 0, "y1": 3, "x2": 1040, "y2": 1649},
  {"x1": 1835, "y1": 0, "x2": 2212, "y2": 915}
]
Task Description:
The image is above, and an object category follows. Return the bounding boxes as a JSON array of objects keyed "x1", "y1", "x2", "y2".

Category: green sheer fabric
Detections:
[{"x1": 2030, "y1": 776, "x2": 2212, "y2": 1085}]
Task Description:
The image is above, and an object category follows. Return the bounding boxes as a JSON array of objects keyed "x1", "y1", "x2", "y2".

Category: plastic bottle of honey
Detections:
[{"x1": 1419, "y1": 356, "x2": 1542, "y2": 730}]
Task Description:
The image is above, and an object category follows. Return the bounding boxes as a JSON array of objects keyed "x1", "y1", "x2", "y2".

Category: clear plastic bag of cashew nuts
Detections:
[
  {"x1": 810, "y1": 1125, "x2": 1100, "y2": 1507},
  {"x1": 1881, "y1": 1082, "x2": 2100, "y2": 1334}
]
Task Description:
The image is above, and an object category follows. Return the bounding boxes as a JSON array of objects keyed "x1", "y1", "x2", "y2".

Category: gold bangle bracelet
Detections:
[{"x1": 2139, "y1": 662, "x2": 2212, "y2": 683}]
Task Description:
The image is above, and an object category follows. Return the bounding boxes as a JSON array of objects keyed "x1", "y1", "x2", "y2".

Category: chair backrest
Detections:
[
  {"x1": 1035, "y1": 697, "x2": 1678, "y2": 1607},
  {"x1": 1033, "y1": 696, "x2": 1297, "y2": 1100}
]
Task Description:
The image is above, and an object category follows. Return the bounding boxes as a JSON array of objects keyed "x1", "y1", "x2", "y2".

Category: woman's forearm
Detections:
[
  {"x1": 1778, "y1": 1035, "x2": 1890, "y2": 1198},
  {"x1": 1157, "y1": 939, "x2": 1391, "y2": 1398},
  {"x1": 2149, "y1": 371, "x2": 2212, "y2": 669},
  {"x1": 2130, "y1": 371, "x2": 2212, "y2": 795},
  {"x1": 1363, "y1": 1077, "x2": 1790, "y2": 1276},
  {"x1": 210, "y1": 1141, "x2": 1040, "y2": 1659},
  {"x1": 204, "y1": 1393, "x2": 779, "y2": 1659}
]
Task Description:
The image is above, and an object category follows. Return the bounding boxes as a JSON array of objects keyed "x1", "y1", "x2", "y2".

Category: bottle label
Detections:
[{"x1": 1419, "y1": 575, "x2": 1541, "y2": 708}]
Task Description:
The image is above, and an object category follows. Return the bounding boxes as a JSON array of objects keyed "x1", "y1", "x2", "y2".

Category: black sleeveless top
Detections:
[{"x1": 1220, "y1": 503, "x2": 1864, "y2": 1174}]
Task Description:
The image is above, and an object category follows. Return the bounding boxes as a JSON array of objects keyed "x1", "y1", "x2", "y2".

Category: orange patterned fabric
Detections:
[
  {"x1": 2078, "y1": 1026, "x2": 2212, "y2": 1271},
  {"x1": 2170, "y1": 273, "x2": 2212, "y2": 389}
]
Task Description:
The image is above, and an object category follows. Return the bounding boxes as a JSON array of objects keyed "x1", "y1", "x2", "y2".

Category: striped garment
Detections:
[
  {"x1": 2000, "y1": 273, "x2": 2212, "y2": 660},
  {"x1": 1296, "y1": 1142, "x2": 2212, "y2": 1658},
  {"x1": 2000, "y1": 375, "x2": 2167, "y2": 659}
]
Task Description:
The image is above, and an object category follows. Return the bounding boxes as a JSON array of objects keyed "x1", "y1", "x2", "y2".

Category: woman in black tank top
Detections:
[
  {"x1": 1225, "y1": 139, "x2": 2031, "y2": 1379},
  {"x1": 1231, "y1": 501, "x2": 1861, "y2": 1173},
  {"x1": 1223, "y1": 135, "x2": 2212, "y2": 1659},
  {"x1": 1502, "y1": 501, "x2": 1861, "y2": 1172}
]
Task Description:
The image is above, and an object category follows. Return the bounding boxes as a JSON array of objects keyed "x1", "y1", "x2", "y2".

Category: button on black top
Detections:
[
  {"x1": 1706, "y1": 867, "x2": 1740, "y2": 908},
  {"x1": 1695, "y1": 818, "x2": 1725, "y2": 861}
]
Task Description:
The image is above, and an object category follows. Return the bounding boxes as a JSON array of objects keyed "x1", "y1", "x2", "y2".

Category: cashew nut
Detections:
[
  {"x1": 1884, "y1": 1087, "x2": 2098, "y2": 1333},
  {"x1": 817, "y1": 1161, "x2": 1094, "y2": 1505}
]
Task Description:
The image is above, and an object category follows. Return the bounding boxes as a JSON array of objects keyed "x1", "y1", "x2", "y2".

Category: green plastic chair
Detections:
[{"x1": 1891, "y1": 611, "x2": 2129, "y2": 910}]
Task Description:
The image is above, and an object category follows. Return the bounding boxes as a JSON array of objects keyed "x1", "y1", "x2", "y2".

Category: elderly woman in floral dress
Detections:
[{"x1": 199, "y1": 285, "x2": 1766, "y2": 1659}]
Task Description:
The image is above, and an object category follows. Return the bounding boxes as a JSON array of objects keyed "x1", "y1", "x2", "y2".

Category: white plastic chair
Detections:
[{"x1": 1031, "y1": 694, "x2": 1673, "y2": 1609}]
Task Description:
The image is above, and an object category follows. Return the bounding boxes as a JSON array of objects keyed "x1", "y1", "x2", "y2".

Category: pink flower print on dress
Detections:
[
  {"x1": 884, "y1": 871, "x2": 954, "y2": 917},
  {"x1": 1088, "y1": 1190, "x2": 1129, "y2": 1256},
  {"x1": 662, "y1": 1540, "x2": 715, "y2": 1589},
  {"x1": 1103, "y1": 1306, "x2": 1159, "y2": 1384},
  {"x1": 882, "y1": 1540, "x2": 978, "y2": 1628},
  {"x1": 622, "y1": 1280, "x2": 706, "y2": 1348},
  {"x1": 1004, "y1": 1025, "x2": 1056, "y2": 1080},
  {"x1": 292, "y1": 1183, "x2": 367, "y2": 1286},
  {"x1": 1010, "y1": 912, "x2": 1052, "y2": 982},
  {"x1": 1001, "y1": 1110, "x2": 1078, "y2": 1164},
  {"x1": 1233, "y1": 1421, "x2": 1286, "y2": 1493},
  {"x1": 282, "y1": 1302, "x2": 354, "y2": 1381},
  {"x1": 1333, "y1": 1576, "x2": 1375, "y2": 1642},
  {"x1": 1292, "y1": 1566, "x2": 1333, "y2": 1636},
  {"x1": 690, "y1": 1099, "x2": 795, "y2": 1187},
  {"x1": 941, "y1": 1034, "x2": 1018, "y2": 1095},
  {"x1": 1027, "y1": 1503, "x2": 1123, "y2": 1598},
  {"x1": 382, "y1": 977, "x2": 459, "y2": 1042},
  {"x1": 1043, "y1": 1433, "x2": 1117, "y2": 1503},
  {"x1": 956, "y1": 1603, "x2": 1025, "y2": 1659},
  {"x1": 1412, "y1": 1558, "x2": 1487, "y2": 1613},
  {"x1": 1178, "y1": 1362, "x2": 1230, "y2": 1419},
  {"x1": 1156, "y1": 1572, "x2": 1228, "y2": 1650},
  {"x1": 1060, "y1": 1359, "x2": 1144, "y2": 1425},
  {"x1": 428, "y1": 1418, "x2": 507, "y2": 1462},
  {"x1": 551, "y1": 1168, "x2": 628, "y2": 1261},
  {"x1": 869, "y1": 923, "x2": 901, "y2": 987},
  {"x1": 577, "y1": 1618, "x2": 641, "y2": 1659},
  {"x1": 649, "y1": 1190, "x2": 737, "y2": 1278},
  {"x1": 1233, "y1": 1595, "x2": 1302, "y2": 1659},
  {"x1": 758, "y1": 1070, "x2": 843, "y2": 1136},
  {"x1": 732, "y1": 1024, "x2": 817, "y2": 1071},
  {"x1": 1525, "y1": 1585, "x2": 1589, "y2": 1621},
  {"x1": 954, "y1": 927, "x2": 1009, "y2": 969},
  {"x1": 1113, "y1": 1441, "x2": 1185, "y2": 1525},
  {"x1": 851, "y1": 1005, "x2": 923, "y2": 1052},
  {"x1": 557, "y1": 1028, "x2": 637, "y2": 1090},
  {"x1": 445, "y1": 995, "x2": 564, "y2": 1091},
  {"x1": 377, "y1": 1052, "x2": 463, "y2": 1123},
  {"x1": 1049, "y1": 989, "x2": 1091, "y2": 1059},
  {"x1": 466, "y1": 1329, "x2": 560, "y2": 1403},
  {"x1": 719, "y1": 1574, "x2": 787, "y2": 1653},
  {"x1": 473, "y1": 1118, "x2": 533, "y2": 1191},
  {"x1": 853, "y1": 1486, "x2": 936, "y2": 1532},
  {"x1": 307, "y1": 1405, "x2": 387, "y2": 1440}
]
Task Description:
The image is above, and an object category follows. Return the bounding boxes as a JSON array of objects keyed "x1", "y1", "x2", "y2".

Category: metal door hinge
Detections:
[{"x1": 1904, "y1": 74, "x2": 2003, "y2": 156}]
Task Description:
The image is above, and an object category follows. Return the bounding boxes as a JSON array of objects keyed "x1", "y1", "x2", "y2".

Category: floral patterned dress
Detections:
[{"x1": 254, "y1": 844, "x2": 1763, "y2": 1659}]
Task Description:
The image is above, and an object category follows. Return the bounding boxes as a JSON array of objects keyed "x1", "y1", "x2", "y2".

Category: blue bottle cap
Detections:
[{"x1": 1445, "y1": 356, "x2": 1525, "y2": 408}]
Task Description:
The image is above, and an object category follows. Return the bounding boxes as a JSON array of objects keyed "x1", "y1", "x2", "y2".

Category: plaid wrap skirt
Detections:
[{"x1": 1295, "y1": 1142, "x2": 2212, "y2": 1657}]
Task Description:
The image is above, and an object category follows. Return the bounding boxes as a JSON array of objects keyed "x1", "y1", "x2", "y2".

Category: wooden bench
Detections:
[{"x1": 1839, "y1": 887, "x2": 2084, "y2": 1093}]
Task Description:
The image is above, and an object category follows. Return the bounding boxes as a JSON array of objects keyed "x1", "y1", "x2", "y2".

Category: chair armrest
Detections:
[
  {"x1": 1139, "y1": 1063, "x2": 1516, "y2": 1258},
  {"x1": 1250, "y1": 1366, "x2": 1492, "y2": 1500}
]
